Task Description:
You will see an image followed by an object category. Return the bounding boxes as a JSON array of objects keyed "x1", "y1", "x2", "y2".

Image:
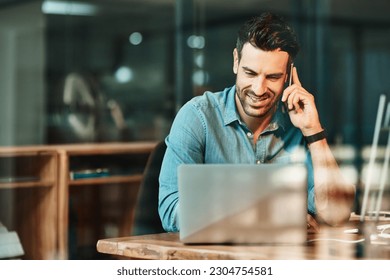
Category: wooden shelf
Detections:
[
  {"x1": 0, "y1": 141, "x2": 157, "y2": 260},
  {"x1": 0, "y1": 148, "x2": 58, "y2": 260},
  {"x1": 68, "y1": 174, "x2": 143, "y2": 186},
  {"x1": 0, "y1": 180, "x2": 55, "y2": 189}
]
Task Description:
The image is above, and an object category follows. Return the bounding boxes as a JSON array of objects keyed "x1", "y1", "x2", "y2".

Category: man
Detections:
[{"x1": 158, "y1": 12, "x2": 355, "y2": 232}]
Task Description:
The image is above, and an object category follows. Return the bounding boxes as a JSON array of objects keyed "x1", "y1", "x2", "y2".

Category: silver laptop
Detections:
[{"x1": 178, "y1": 163, "x2": 308, "y2": 244}]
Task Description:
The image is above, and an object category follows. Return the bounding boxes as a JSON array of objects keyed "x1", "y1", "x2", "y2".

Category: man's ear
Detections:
[{"x1": 233, "y1": 48, "x2": 239, "y2": 74}]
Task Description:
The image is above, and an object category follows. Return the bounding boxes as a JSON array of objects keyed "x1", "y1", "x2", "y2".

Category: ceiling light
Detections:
[{"x1": 42, "y1": 1, "x2": 98, "y2": 16}]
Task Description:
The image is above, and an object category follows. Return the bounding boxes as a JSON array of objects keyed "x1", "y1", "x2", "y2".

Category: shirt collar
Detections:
[
  {"x1": 223, "y1": 86, "x2": 240, "y2": 126},
  {"x1": 223, "y1": 85, "x2": 289, "y2": 132}
]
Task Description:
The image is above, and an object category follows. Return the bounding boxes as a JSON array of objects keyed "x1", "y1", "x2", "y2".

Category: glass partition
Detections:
[{"x1": 0, "y1": 0, "x2": 389, "y2": 259}]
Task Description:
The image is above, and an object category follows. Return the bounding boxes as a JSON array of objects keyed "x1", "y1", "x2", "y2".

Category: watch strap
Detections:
[{"x1": 305, "y1": 130, "x2": 326, "y2": 145}]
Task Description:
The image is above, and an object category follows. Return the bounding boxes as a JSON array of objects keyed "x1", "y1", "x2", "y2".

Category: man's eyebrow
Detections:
[
  {"x1": 267, "y1": 73, "x2": 284, "y2": 78},
  {"x1": 242, "y1": 66, "x2": 284, "y2": 77},
  {"x1": 242, "y1": 66, "x2": 256, "y2": 73}
]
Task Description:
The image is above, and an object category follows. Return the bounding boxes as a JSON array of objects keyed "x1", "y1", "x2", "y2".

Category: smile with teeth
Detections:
[{"x1": 248, "y1": 94, "x2": 268, "y2": 103}]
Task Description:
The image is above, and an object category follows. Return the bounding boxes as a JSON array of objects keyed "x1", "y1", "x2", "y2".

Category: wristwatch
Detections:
[{"x1": 305, "y1": 130, "x2": 326, "y2": 145}]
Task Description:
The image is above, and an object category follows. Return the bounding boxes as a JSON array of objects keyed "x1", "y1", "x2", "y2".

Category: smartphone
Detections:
[
  {"x1": 283, "y1": 62, "x2": 294, "y2": 112},
  {"x1": 288, "y1": 62, "x2": 294, "y2": 87}
]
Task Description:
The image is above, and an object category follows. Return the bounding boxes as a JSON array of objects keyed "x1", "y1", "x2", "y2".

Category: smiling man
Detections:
[{"x1": 158, "y1": 12, "x2": 355, "y2": 233}]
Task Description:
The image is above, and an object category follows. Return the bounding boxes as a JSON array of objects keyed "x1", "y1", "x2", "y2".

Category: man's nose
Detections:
[{"x1": 252, "y1": 76, "x2": 266, "y2": 95}]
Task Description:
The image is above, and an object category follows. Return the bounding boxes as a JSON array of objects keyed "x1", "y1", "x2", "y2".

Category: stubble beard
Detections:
[{"x1": 235, "y1": 85, "x2": 278, "y2": 119}]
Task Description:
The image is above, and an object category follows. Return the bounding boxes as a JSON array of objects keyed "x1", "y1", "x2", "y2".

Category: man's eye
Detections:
[
  {"x1": 245, "y1": 71, "x2": 256, "y2": 76},
  {"x1": 268, "y1": 76, "x2": 281, "y2": 81}
]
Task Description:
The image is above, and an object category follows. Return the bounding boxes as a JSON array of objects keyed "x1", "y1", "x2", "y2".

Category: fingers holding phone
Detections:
[
  {"x1": 282, "y1": 64, "x2": 305, "y2": 109},
  {"x1": 281, "y1": 66, "x2": 322, "y2": 135}
]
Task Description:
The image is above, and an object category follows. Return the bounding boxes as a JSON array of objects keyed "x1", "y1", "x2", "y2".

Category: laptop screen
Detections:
[{"x1": 178, "y1": 163, "x2": 308, "y2": 244}]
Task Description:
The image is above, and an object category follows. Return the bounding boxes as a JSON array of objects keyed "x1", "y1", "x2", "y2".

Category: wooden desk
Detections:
[{"x1": 97, "y1": 221, "x2": 390, "y2": 260}]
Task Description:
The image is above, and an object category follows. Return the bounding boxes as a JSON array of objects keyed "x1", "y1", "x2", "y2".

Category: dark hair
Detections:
[{"x1": 236, "y1": 12, "x2": 299, "y2": 61}]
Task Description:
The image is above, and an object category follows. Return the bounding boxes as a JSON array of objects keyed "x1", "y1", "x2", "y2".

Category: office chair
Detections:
[{"x1": 132, "y1": 141, "x2": 166, "y2": 235}]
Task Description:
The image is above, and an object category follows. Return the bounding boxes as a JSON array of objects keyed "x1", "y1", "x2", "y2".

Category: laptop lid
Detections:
[{"x1": 178, "y1": 163, "x2": 308, "y2": 244}]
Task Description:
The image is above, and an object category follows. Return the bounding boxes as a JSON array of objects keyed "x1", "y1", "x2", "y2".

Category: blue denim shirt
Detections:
[{"x1": 159, "y1": 86, "x2": 315, "y2": 232}]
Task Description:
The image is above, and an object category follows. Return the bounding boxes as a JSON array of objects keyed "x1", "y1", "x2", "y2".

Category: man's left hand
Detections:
[{"x1": 281, "y1": 67, "x2": 323, "y2": 136}]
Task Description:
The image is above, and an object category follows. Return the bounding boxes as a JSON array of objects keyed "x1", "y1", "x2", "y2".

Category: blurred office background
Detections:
[
  {"x1": 0, "y1": 0, "x2": 389, "y2": 258},
  {"x1": 0, "y1": 0, "x2": 388, "y2": 145}
]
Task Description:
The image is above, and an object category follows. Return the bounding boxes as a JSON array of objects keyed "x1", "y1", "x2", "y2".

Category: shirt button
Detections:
[
  {"x1": 246, "y1": 132, "x2": 252, "y2": 137},
  {"x1": 256, "y1": 160, "x2": 261, "y2": 164}
]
